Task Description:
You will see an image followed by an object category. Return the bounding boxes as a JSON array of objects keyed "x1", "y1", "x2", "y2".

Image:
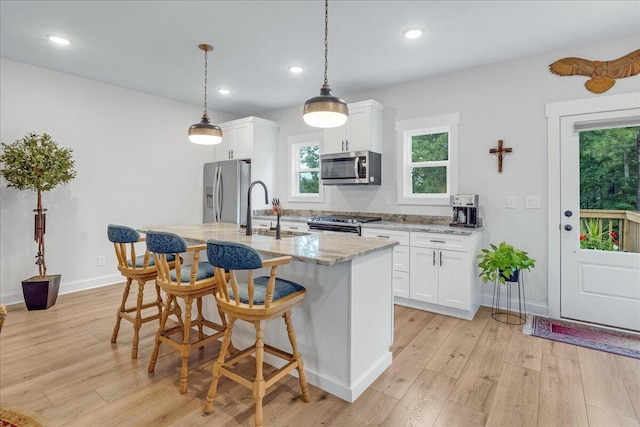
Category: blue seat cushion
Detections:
[
  {"x1": 170, "y1": 262, "x2": 214, "y2": 282},
  {"x1": 230, "y1": 276, "x2": 305, "y2": 305},
  {"x1": 128, "y1": 253, "x2": 175, "y2": 268}
]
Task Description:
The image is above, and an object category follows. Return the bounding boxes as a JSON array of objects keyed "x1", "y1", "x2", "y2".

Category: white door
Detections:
[
  {"x1": 560, "y1": 108, "x2": 640, "y2": 331},
  {"x1": 438, "y1": 250, "x2": 470, "y2": 310},
  {"x1": 410, "y1": 247, "x2": 438, "y2": 303}
]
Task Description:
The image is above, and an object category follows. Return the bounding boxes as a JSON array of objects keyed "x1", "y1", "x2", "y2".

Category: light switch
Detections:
[
  {"x1": 507, "y1": 196, "x2": 517, "y2": 209},
  {"x1": 526, "y1": 196, "x2": 541, "y2": 209}
]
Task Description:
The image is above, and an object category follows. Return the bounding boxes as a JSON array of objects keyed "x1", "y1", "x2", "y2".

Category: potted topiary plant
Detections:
[
  {"x1": 477, "y1": 242, "x2": 536, "y2": 284},
  {"x1": 0, "y1": 133, "x2": 76, "y2": 310}
]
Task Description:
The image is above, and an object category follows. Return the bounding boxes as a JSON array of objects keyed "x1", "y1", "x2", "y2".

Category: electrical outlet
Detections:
[
  {"x1": 97, "y1": 255, "x2": 106, "y2": 266},
  {"x1": 384, "y1": 195, "x2": 391, "y2": 206},
  {"x1": 526, "y1": 195, "x2": 541, "y2": 209},
  {"x1": 507, "y1": 196, "x2": 517, "y2": 209}
]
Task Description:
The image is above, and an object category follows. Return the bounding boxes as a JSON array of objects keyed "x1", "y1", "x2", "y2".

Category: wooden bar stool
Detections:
[
  {"x1": 107, "y1": 224, "x2": 178, "y2": 359},
  {"x1": 145, "y1": 230, "x2": 230, "y2": 394},
  {"x1": 203, "y1": 240, "x2": 310, "y2": 427}
]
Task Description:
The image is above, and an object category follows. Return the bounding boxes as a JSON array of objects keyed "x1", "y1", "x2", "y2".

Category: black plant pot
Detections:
[
  {"x1": 22, "y1": 274, "x2": 61, "y2": 310},
  {"x1": 500, "y1": 269, "x2": 520, "y2": 283}
]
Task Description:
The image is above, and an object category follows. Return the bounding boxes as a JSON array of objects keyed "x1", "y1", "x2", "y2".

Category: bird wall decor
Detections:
[{"x1": 549, "y1": 49, "x2": 640, "y2": 94}]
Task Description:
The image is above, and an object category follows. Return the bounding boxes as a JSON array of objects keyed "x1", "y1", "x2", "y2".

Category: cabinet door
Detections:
[
  {"x1": 216, "y1": 122, "x2": 252, "y2": 160},
  {"x1": 232, "y1": 122, "x2": 252, "y2": 159},
  {"x1": 344, "y1": 107, "x2": 371, "y2": 152},
  {"x1": 438, "y1": 250, "x2": 470, "y2": 310},
  {"x1": 323, "y1": 125, "x2": 347, "y2": 154},
  {"x1": 410, "y1": 247, "x2": 438, "y2": 303},
  {"x1": 393, "y1": 270, "x2": 410, "y2": 299},
  {"x1": 215, "y1": 126, "x2": 235, "y2": 160}
]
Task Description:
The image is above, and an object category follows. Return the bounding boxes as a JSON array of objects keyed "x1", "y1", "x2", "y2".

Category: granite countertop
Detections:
[
  {"x1": 253, "y1": 215, "x2": 483, "y2": 235},
  {"x1": 140, "y1": 223, "x2": 397, "y2": 266}
]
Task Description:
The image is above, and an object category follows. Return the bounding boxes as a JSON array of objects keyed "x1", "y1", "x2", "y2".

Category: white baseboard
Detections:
[
  {"x1": 1, "y1": 274, "x2": 122, "y2": 306},
  {"x1": 480, "y1": 293, "x2": 548, "y2": 317}
]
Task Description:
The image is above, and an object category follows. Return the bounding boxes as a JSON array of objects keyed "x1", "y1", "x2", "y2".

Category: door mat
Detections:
[{"x1": 528, "y1": 316, "x2": 640, "y2": 359}]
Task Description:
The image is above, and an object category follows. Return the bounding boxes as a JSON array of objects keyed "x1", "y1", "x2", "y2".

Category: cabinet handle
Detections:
[
  {"x1": 429, "y1": 239, "x2": 446, "y2": 243},
  {"x1": 341, "y1": 140, "x2": 345, "y2": 151},
  {"x1": 377, "y1": 235, "x2": 390, "y2": 238},
  {"x1": 345, "y1": 140, "x2": 349, "y2": 151},
  {"x1": 440, "y1": 251, "x2": 443, "y2": 266},
  {"x1": 289, "y1": 226, "x2": 299, "y2": 230},
  {"x1": 432, "y1": 250, "x2": 436, "y2": 266}
]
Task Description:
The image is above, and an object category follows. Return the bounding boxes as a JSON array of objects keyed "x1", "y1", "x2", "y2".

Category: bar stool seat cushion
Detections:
[
  {"x1": 170, "y1": 262, "x2": 214, "y2": 282},
  {"x1": 129, "y1": 253, "x2": 176, "y2": 268},
  {"x1": 230, "y1": 277, "x2": 306, "y2": 305}
]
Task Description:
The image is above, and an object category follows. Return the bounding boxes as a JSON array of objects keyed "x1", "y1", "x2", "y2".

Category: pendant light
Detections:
[
  {"x1": 188, "y1": 44, "x2": 223, "y2": 145},
  {"x1": 302, "y1": 0, "x2": 348, "y2": 128}
]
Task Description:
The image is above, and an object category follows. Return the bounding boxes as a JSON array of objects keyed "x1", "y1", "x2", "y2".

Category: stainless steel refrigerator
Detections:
[{"x1": 203, "y1": 160, "x2": 251, "y2": 225}]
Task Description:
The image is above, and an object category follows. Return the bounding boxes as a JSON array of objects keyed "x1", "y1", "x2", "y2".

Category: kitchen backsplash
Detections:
[{"x1": 253, "y1": 209, "x2": 451, "y2": 225}]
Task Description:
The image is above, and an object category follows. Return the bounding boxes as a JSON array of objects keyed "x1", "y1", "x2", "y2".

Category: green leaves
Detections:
[
  {"x1": 0, "y1": 133, "x2": 76, "y2": 192},
  {"x1": 477, "y1": 242, "x2": 536, "y2": 284}
]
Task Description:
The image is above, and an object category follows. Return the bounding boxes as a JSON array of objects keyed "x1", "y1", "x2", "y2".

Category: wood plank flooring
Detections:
[{"x1": 2, "y1": 283, "x2": 640, "y2": 426}]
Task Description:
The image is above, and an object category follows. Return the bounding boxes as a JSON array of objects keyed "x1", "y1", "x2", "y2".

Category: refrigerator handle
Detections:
[
  {"x1": 212, "y1": 166, "x2": 218, "y2": 222},
  {"x1": 217, "y1": 165, "x2": 223, "y2": 221},
  {"x1": 216, "y1": 165, "x2": 223, "y2": 222}
]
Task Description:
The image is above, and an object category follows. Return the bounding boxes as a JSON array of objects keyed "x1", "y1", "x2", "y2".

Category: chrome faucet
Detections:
[{"x1": 246, "y1": 180, "x2": 268, "y2": 235}]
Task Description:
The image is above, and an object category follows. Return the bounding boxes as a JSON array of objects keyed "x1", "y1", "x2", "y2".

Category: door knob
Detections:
[
  {"x1": 564, "y1": 224, "x2": 573, "y2": 231},
  {"x1": 564, "y1": 210, "x2": 573, "y2": 217}
]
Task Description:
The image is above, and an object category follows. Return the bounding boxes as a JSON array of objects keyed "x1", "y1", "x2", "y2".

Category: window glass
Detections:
[{"x1": 411, "y1": 132, "x2": 448, "y2": 162}]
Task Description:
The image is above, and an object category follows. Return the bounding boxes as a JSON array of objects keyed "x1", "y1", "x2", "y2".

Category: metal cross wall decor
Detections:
[{"x1": 489, "y1": 140, "x2": 512, "y2": 173}]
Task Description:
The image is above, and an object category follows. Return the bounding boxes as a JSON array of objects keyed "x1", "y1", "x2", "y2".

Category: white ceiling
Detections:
[{"x1": 1, "y1": 1, "x2": 639, "y2": 117}]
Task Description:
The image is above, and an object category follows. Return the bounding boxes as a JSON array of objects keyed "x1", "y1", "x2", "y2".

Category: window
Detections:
[
  {"x1": 396, "y1": 113, "x2": 459, "y2": 205},
  {"x1": 289, "y1": 133, "x2": 323, "y2": 202}
]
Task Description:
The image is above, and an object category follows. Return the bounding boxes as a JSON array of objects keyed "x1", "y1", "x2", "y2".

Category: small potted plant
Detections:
[
  {"x1": 0, "y1": 133, "x2": 76, "y2": 310},
  {"x1": 477, "y1": 242, "x2": 536, "y2": 284}
]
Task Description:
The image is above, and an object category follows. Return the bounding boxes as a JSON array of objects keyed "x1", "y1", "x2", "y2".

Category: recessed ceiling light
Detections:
[
  {"x1": 403, "y1": 28, "x2": 423, "y2": 39},
  {"x1": 218, "y1": 88, "x2": 230, "y2": 95},
  {"x1": 288, "y1": 65, "x2": 304, "y2": 74},
  {"x1": 47, "y1": 35, "x2": 72, "y2": 45}
]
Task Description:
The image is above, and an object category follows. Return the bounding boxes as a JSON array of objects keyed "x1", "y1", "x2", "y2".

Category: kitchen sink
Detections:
[{"x1": 249, "y1": 229, "x2": 310, "y2": 238}]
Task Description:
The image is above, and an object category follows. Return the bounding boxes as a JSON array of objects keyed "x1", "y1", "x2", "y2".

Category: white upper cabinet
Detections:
[
  {"x1": 323, "y1": 99, "x2": 383, "y2": 154},
  {"x1": 215, "y1": 116, "x2": 279, "y2": 212},
  {"x1": 215, "y1": 116, "x2": 278, "y2": 161}
]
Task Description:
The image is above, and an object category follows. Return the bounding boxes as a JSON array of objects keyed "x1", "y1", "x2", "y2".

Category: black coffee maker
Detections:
[{"x1": 450, "y1": 194, "x2": 480, "y2": 228}]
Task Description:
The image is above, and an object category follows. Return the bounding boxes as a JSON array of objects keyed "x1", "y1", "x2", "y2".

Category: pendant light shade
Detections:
[
  {"x1": 188, "y1": 44, "x2": 223, "y2": 145},
  {"x1": 302, "y1": 0, "x2": 348, "y2": 128}
]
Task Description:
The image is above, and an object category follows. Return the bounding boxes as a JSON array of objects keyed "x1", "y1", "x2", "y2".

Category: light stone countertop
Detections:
[
  {"x1": 141, "y1": 222, "x2": 397, "y2": 266},
  {"x1": 253, "y1": 215, "x2": 483, "y2": 235}
]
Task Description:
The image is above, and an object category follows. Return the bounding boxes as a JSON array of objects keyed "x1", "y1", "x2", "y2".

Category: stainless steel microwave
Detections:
[{"x1": 320, "y1": 150, "x2": 381, "y2": 185}]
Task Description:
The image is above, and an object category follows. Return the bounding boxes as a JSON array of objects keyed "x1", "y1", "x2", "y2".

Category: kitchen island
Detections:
[{"x1": 141, "y1": 222, "x2": 397, "y2": 402}]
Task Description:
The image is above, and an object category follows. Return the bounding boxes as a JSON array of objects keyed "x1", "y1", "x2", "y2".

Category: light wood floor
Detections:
[{"x1": 2, "y1": 283, "x2": 640, "y2": 426}]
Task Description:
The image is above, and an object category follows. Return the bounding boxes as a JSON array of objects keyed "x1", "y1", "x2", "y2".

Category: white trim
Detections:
[
  {"x1": 545, "y1": 92, "x2": 640, "y2": 320},
  {"x1": 288, "y1": 133, "x2": 323, "y2": 203},
  {"x1": 1, "y1": 274, "x2": 122, "y2": 306},
  {"x1": 396, "y1": 113, "x2": 460, "y2": 206}
]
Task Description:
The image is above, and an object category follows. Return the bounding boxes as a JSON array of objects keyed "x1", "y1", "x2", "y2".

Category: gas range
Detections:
[{"x1": 307, "y1": 214, "x2": 382, "y2": 235}]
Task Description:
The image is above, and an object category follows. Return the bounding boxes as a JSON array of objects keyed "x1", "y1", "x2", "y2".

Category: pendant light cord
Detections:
[
  {"x1": 203, "y1": 49, "x2": 209, "y2": 117},
  {"x1": 323, "y1": 0, "x2": 329, "y2": 86}
]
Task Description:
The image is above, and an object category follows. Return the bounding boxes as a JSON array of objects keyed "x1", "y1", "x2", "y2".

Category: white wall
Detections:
[
  {"x1": 0, "y1": 59, "x2": 237, "y2": 304},
  {"x1": 260, "y1": 33, "x2": 640, "y2": 312}
]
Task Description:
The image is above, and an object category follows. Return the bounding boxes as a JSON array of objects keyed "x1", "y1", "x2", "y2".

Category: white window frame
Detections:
[
  {"x1": 288, "y1": 133, "x2": 323, "y2": 203},
  {"x1": 396, "y1": 113, "x2": 459, "y2": 205}
]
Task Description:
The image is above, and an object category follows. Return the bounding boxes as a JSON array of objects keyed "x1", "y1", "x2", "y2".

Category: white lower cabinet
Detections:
[
  {"x1": 364, "y1": 227, "x2": 481, "y2": 320},
  {"x1": 410, "y1": 246, "x2": 470, "y2": 310}
]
